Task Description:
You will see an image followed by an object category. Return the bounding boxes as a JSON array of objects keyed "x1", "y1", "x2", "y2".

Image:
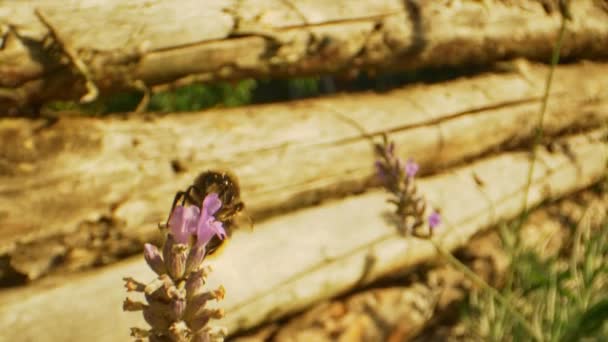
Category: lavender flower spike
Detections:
[
  {"x1": 125, "y1": 192, "x2": 229, "y2": 341},
  {"x1": 404, "y1": 158, "x2": 419, "y2": 178}
]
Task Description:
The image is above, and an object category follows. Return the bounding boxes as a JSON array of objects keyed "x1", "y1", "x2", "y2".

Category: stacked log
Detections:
[
  {"x1": 2, "y1": 0, "x2": 608, "y2": 112},
  {"x1": 1, "y1": 62, "x2": 608, "y2": 282},
  {"x1": 0, "y1": 1, "x2": 607, "y2": 341},
  {"x1": 0, "y1": 127, "x2": 606, "y2": 340}
]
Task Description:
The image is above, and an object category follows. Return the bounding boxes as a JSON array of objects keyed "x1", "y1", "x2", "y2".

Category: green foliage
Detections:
[
  {"x1": 148, "y1": 80, "x2": 257, "y2": 112},
  {"x1": 463, "y1": 219, "x2": 608, "y2": 342},
  {"x1": 288, "y1": 77, "x2": 320, "y2": 98},
  {"x1": 45, "y1": 80, "x2": 257, "y2": 115},
  {"x1": 44, "y1": 77, "x2": 324, "y2": 115},
  {"x1": 562, "y1": 299, "x2": 608, "y2": 341}
]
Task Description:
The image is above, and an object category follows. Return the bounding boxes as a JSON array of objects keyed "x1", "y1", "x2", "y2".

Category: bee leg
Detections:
[
  {"x1": 165, "y1": 185, "x2": 197, "y2": 226},
  {"x1": 165, "y1": 191, "x2": 186, "y2": 226}
]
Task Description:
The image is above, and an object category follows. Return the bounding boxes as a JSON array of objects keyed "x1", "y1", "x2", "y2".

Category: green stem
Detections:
[{"x1": 520, "y1": 7, "x2": 569, "y2": 219}]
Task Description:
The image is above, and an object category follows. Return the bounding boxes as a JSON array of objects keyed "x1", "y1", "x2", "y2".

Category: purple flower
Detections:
[
  {"x1": 428, "y1": 211, "x2": 441, "y2": 230},
  {"x1": 405, "y1": 158, "x2": 419, "y2": 178},
  {"x1": 169, "y1": 205, "x2": 201, "y2": 244},
  {"x1": 167, "y1": 193, "x2": 227, "y2": 247},
  {"x1": 195, "y1": 193, "x2": 227, "y2": 247}
]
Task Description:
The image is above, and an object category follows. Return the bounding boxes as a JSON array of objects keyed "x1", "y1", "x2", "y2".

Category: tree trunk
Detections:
[
  {"x1": 2, "y1": 0, "x2": 607, "y2": 112},
  {"x1": 0, "y1": 129, "x2": 605, "y2": 341}
]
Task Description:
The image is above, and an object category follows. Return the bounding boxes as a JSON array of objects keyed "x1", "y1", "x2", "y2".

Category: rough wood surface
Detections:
[
  {"x1": 2, "y1": 62, "x2": 608, "y2": 282},
  {"x1": 2, "y1": 0, "x2": 607, "y2": 111},
  {"x1": 0, "y1": 129, "x2": 605, "y2": 341}
]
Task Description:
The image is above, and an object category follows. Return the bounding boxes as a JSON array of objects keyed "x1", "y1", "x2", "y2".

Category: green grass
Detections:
[{"x1": 462, "y1": 214, "x2": 608, "y2": 342}]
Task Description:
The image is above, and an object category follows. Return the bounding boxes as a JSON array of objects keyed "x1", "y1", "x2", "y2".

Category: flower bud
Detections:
[
  {"x1": 428, "y1": 211, "x2": 441, "y2": 230},
  {"x1": 185, "y1": 286, "x2": 226, "y2": 322},
  {"x1": 190, "y1": 308, "x2": 224, "y2": 333},
  {"x1": 144, "y1": 243, "x2": 167, "y2": 276},
  {"x1": 404, "y1": 158, "x2": 419, "y2": 178},
  {"x1": 170, "y1": 297, "x2": 186, "y2": 320},
  {"x1": 185, "y1": 243, "x2": 207, "y2": 274},
  {"x1": 145, "y1": 275, "x2": 175, "y2": 302},
  {"x1": 164, "y1": 235, "x2": 189, "y2": 280},
  {"x1": 143, "y1": 305, "x2": 171, "y2": 331},
  {"x1": 185, "y1": 269, "x2": 206, "y2": 299}
]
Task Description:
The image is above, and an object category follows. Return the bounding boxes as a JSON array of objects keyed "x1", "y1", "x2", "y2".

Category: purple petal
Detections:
[
  {"x1": 168, "y1": 206, "x2": 189, "y2": 244},
  {"x1": 183, "y1": 205, "x2": 201, "y2": 234},
  {"x1": 405, "y1": 158, "x2": 419, "y2": 178},
  {"x1": 168, "y1": 205, "x2": 200, "y2": 244},
  {"x1": 195, "y1": 217, "x2": 226, "y2": 247},
  {"x1": 196, "y1": 220, "x2": 215, "y2": 246},
  {"x1": 168, "y1": 206, "x2": 185, "y2": 231},
  {"x1": 209, "y1": 220, "x2": 227, "y2": 240},
  {"x1": 428, "y1": 212, "x2": 441, "y2": 229},
  {"x1": 194, "y1": 194, "x2": 227, "y2": 247},
  {"x1": 202, "y1": 193, "x2": 222, "y2": 216}
]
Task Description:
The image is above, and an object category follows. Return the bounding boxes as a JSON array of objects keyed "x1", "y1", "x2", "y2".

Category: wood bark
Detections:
[
  {"x1": 1, "y1": 0, "x2": 608, "y2": 112},
  {"x1": 0, "y1": 129, "x2": 606, "y2": 341},
  {"x1": 1, "y1": 62, "x2": 608, "y2": 282}
]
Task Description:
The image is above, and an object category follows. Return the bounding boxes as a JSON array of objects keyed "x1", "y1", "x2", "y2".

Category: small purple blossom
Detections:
[
  {"x1": 405, "y1": 158, "x2": 419, "y2": 178},
  {"x1": 168, "y1": 205, "x2": 201, "y2": 244},
  {"x1": 168, "y1": 193, "x2": 227, "y2": 247},
  {"x1": 428, "y1": 211, "x2": 441, "y2": 230},
  {"x1": 196, "y1": 193, "x2": 227, "y2": 247}
]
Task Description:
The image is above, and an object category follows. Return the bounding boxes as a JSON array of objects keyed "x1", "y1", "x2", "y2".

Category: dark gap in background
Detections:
[{"x1": 44, "y1": 60, "x2": 580, "y2": 116}]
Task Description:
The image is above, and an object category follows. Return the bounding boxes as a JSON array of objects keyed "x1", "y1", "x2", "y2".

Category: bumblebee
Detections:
[{"x1": 166, "y1": 170, "x2": 249, "y2": 256}]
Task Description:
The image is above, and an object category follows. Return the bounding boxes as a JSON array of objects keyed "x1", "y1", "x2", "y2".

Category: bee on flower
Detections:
[{"x1": 123, "y1": 191, "x2": 231, "y2": 342}]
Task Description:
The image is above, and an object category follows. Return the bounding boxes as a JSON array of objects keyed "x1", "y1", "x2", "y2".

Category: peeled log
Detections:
[
  {"x1": 2, "y1": 62, "x2": 608, "y2": 281},
  {"x1": 1, "y1": 0, "x2": 608, "y2": 111},
  {"x1": 0, "y1": 129, "x2": 605, "y2": 341}
]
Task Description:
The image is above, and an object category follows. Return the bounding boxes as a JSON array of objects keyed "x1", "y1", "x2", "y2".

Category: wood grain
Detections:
[
  {"x1": 2, "y1": 0, "x2": 607, "y2": 110},
  {"x1": 2, "y1": 62, "x2": 608, "y2": 281}
]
